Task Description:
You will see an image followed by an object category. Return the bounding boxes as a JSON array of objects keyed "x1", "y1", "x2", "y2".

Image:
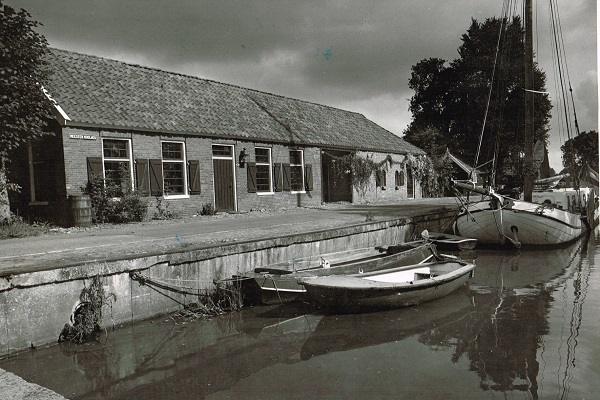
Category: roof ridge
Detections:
[{"x1": 49, "y1": 47, "x2": 365, "y2": 116}]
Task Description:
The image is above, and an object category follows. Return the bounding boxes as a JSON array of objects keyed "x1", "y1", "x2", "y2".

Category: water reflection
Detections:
[{"x1": 0, "y1": 234, "x2": 598, "y2": 399}]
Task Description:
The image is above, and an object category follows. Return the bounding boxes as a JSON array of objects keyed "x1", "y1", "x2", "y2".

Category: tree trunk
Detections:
[{"x1": 0, "y1": 156, "x2": 11, "y2": 221}]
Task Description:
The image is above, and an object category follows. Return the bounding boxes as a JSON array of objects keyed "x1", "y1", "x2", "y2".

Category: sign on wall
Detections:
[{"x1": 69, "y1": 134, "x2": 97, "y2": 140}]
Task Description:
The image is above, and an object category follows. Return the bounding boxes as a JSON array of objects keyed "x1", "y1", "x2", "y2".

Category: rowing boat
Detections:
[
  {"x1": 300, "y1": 259, "x2": 475, "y2": 312},
  {"x1": 241, "y1": 241, "x2": 439, "y2": 305}
]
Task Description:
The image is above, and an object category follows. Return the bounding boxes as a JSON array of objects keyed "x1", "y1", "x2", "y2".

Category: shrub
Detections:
[
  {"x1": 153, "y1": 196, "x2": 178, "y2": 220},
  {"x1": 83, "y1": 176, "x2": 148, "y2": 223},
  {"x1": 59, "y1": 275, "x2": 116, "y2": 344},
  {"x1": 109, "y1": 191, "x2": 148, "y2": 223},
  {"x1": 0, "y1": 215, "x2": 49, "y2": 239},
  {"x1": 200, "y1": 203, "x2": 215, "y2": 216}
]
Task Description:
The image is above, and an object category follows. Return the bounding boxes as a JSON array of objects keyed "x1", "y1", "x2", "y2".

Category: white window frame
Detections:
[
  {"x1": 290, "y1": 149, "x2": 305, "y2": 194},
  {"x1": 161, "y1": 140, "x2": 189, "y2": 199},
  {"x1": 255, "y1": 147, "x2": 274, "y2": 195},
  {"x1": 211, "y1": 144, "x2": 238, "y2": 211},
  {"x1": 101, "y1": 138, "x2": 135, "y2": 193}
]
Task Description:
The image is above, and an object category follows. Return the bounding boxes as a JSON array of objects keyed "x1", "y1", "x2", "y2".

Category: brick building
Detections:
[{"x1": 9, "y1": 49, "x2": 425, "y2": 224}]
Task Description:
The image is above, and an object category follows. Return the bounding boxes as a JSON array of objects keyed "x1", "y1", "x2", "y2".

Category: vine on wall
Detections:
[
  {"x1": 331, "y1": 153, "x2": 378, "y2": 198},
  {"x1": 329, "y1": 152, "x2": 449, "y2": 199},
  {"x1": 405, "y1": 154, "x2": 452, "y2": 197}
]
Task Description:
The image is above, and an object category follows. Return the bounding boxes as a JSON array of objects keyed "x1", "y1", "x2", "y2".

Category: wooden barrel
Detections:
[{"x1": 69, "y1": 195, "x2": 92, "y2": 227}]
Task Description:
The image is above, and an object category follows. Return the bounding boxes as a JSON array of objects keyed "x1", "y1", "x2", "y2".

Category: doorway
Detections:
[
  {"x1": 321, "y1": 149, "x2": 353, "y2": 203},
  {"x1": 212, "y1": 144, "x2": 236, "y2": 212}
]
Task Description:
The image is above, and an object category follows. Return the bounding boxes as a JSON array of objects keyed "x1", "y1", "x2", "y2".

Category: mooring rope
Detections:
[
  {"x1": 131, "y1": 271, "x2": 207, "y2": 297},
  {"x1": 131, "y1": 272, "x2": 188, "y2": 307}
]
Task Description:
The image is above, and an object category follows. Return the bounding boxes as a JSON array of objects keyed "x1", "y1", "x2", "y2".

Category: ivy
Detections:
[
  {"x1": 405, "y1": 154, "x2": 453, "y2": 197},
  {"x1": 331, "y1": 153, "x2": 378, "y2": 198},
  {"x1": 329, "y1": 152, "x2": 451, "y2": 198}
]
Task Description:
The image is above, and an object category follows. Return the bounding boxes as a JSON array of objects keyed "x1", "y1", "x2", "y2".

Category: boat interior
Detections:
[{"x1": 254, "y1": 240, "x2": 429, "y2": 275}]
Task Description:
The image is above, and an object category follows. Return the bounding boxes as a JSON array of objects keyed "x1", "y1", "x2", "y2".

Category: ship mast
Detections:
[{"x1": 523, "y1": 0, "x2": 535, "y2": 201}]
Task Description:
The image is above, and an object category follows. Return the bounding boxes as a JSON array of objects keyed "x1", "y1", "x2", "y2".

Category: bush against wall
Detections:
[
  {"x1": 153, "y1": 197, "x2": 178, "y2": 220},
  {"x1": 405, "y1": 154, "x2": 453, "y2": 197},
  {"x1": 83, "y1": 177, "x2": 148, "y2": 223}
]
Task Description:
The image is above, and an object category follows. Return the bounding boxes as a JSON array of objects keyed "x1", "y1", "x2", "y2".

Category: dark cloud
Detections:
[{"x1": 8, "y1": 0, "x2": 597, "y2": 170}]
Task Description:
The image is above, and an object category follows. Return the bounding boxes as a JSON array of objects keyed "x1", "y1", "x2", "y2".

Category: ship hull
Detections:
[{"x1": 454, "y1": 199, "x2": 584, "y2": 246}]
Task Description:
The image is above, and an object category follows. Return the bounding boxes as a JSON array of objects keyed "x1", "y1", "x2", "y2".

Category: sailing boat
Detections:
[{"x1": 453, "y1": 0, "x2": 591, "y2": 247}]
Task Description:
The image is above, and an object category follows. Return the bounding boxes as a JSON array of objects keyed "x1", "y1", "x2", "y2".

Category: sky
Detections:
[{"x1": 8, "y1": 0, "x2": 597, "y2": 171}]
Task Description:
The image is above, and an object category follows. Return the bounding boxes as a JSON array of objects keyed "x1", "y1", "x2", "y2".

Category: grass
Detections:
[{"x1": 0, "y1": 218, "x2": 50, "y2": 239}]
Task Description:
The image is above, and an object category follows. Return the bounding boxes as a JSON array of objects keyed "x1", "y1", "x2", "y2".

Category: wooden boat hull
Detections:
[
  {"x1": 243, "y1": 242, "x2": 437, "y2": 305},
  {"x1": 454, "y1": 199, "x2": 584, "y2": 246},
  {"x1": 301, "y1": 261, "x2": 475, "y2": 312}
]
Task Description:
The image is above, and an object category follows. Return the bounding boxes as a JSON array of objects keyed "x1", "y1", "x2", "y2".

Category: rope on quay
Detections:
[
  {"x1": 130, "y1": 271, "x2": 248, "y2": 316},
  {"x1": 130, "y1": 272, "x2": 191, "y2": 307}
]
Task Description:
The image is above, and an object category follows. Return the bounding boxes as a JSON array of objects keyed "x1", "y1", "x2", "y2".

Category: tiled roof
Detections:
[{"x1": 44, "y1": 48, "x2": 424, "y2": 155}]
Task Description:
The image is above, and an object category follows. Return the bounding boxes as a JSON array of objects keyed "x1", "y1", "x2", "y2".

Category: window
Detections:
[
  {"x1": 395, "y1": 170, "x2": 404, "y2": 188},
  {"x1": 407, "y1": 167, "x2": 414, "y2": 198},
  {"x1": 255, "y1": 147, "x2": 272, "y2": 193},
  {"x1": 212, "y1": 145, "x2": 233, "y2": 157},
  {"x1": 102, "y1": 139, "x2": 133, "y2": 195},
  {"x1": 290, "y1": 149, "x2": 304, "y2": 192},
  {"x1": 376, "y1": 169, "x2": 386, "y2": 188},
  {"x1": 162, "y1": 141, "x2": 187, "y2": 196}
]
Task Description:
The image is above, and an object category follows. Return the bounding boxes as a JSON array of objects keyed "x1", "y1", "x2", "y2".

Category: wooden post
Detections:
[{"x1": 523, "y1": 0, "x2": 535, "y2": 201}]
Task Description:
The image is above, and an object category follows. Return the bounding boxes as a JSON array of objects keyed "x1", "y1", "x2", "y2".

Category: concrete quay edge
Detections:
[{"x1": 0, "y1": 216, "x2": 416, "y2": 292}]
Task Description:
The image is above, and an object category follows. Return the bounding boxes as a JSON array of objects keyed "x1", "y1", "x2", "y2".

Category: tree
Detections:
[
  {"x1": 404, "y1": 17, "x2": 552, "y2": 188},
  {"x1": 0, "y1": 1, "x2": 53, "y2": 221},
  {"x1": 561, "y1": 130, "x2": 599, "y2": 182},
  {"x1": 403, "y1": 125, "x2": 454, "y2": 196}
]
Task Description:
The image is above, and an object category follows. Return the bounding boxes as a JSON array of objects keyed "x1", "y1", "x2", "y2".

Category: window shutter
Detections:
[
  {"x1": 273, "y1": 163, "x2": 282, "y2": 192},
  {"x1": 135, "y1": 159, "x2": 150, "y2": 196},
  {"x1": 188, "y1": 160, "x2": 201, "y2": 194},
  {"x1": 86, "y1": 157, "x2": 103, "y2": 183},
  {"x1": 304, "y1": 164, "x2": 313, "y2": 191},
  {"x1": 149, "y1": 159, "x2": 163, "y2": 196},
  {"x1": 282, "y1": 163, "x2": 291, "y2": 191},
  {"x1": 247, "y1": 162, "x2": 257, "y2": 193}
]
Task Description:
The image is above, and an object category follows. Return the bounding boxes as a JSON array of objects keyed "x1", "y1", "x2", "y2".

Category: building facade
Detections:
[{"x1": 9, "y1": 49, "x2": 425, "y2": 224}]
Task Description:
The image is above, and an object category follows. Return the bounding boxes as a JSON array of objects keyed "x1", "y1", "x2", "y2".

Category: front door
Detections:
[
  {"x1": 212, "y1": 145, "x2": 236, "y2": 212},
  {"x1": 321, "y1": 150, "x2": 353, "y2": 203}
]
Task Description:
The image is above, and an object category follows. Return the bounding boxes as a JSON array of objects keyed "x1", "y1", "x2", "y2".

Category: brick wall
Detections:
[
  {"x1": 59, "y1": 126, "x2": 424, "y2": 219},
  {"x1": 61, "y1": 127, "x2": 322, "y2": 218},
  {"x1": 352, "y1": 151, "x2": 422, "y2": 203}
]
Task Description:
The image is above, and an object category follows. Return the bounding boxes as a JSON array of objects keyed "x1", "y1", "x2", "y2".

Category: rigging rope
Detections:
[
  {"x1": 473, "y1": 0, "x2": 510, "y2": 175},
  {"x1": 553, "y1": 0, "x2": 581, "y2": 136},
  {"x1": 548, "y1": 5, "x2": 566, "y2": 145},
  {"x1": 549, "y1": 0, "x2": 573, "y2": 141}
]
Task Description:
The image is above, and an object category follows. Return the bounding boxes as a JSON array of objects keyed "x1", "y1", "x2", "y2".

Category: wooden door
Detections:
[
  {"x1": 213, "y1": 159, "x2": 235, "y2": 211},
  {"x1": 321, "y1": 150, "x2": 352, "y2": 203}
]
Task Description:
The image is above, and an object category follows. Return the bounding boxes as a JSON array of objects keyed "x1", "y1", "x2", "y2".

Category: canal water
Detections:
[{"x1": 1, "y1": 229, "x2": 599, "y2": 399}]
